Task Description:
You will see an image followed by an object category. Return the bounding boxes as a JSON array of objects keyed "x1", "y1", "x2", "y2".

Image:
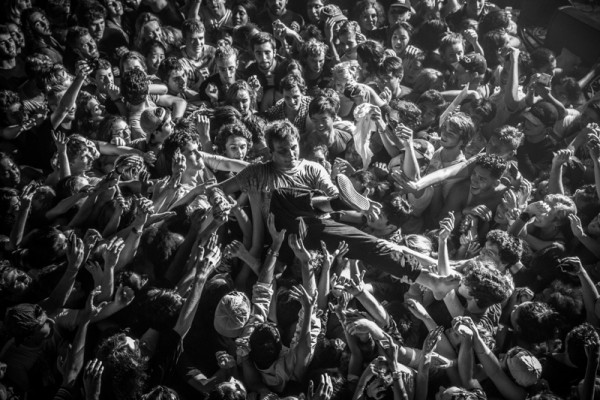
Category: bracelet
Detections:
[
  {"x1": 391, "y1": 371, "x2": 402, "y2": 381},
  {"x1": 519, "y1": 212, "x2": 532, "y2": 222},
  {"x1": 267, "y1": 248, "x2": 279, "y2": 258}
]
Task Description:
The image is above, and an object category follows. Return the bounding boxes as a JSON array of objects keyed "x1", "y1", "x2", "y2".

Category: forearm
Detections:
[
  {"x1": 356, "y1": 291, "x2": 389, "y2": 328},
  {"x1": 174, "y1": 274, "x2": 207, "y2": 338},
  {"x1": 576, "y1": 234, "x2": 600, "y2": 259},
  {"x1": 47, "y1": 194, "x2": 86, "y2": 221},
  {"x1": 10, "y1": 202, "x2": 31, "y2": 249},
  {"x1": 68, "y1": 193, "x2": 99, "y2": 228},
  {"x1": 379, "y1": 128, "x2": 401, "y2": 158},
  {"x1": 101, "y1": 209, "x2": 122, "y2": 237},
  {"x1": 548, "y1": 164, "x2": 564, "y2": 195},
  {"x1": 505, "y1": 57, "x2": 520, "y2": 109},
  {"x1": 63, "y1": 320, "x2": 89, "y2": 386},
  {"x1": 52, "y1": 75, "x2": 85, "y2": 129},
  {"x1": 317, "y1": 267, "x2": 331, "y2": 310},
  {"x1": 99, "y1": 266, "x2": 115, "y2": 302},
  {"x1": 594, "y1": 159, "x2": 600, "y2": 200},
  {"x1": 248, "y1": 197, "x2": 264, "y2": 258},
  {"x1": 578, "y1": 269, "x2": 600, "y2": 326},
  {"x1": 415, "y1": 158, "x2": 474, "y2": 190},
  {"x1": 403, "y1": 139, "x2": 421, "y2": 180},
  {"x1": 57, "y1": 149, "x2": 71, "y2": 179},
  {"x1": 204, "y1": 153, "x2": 249, "y2": 172},
  {"x1": 438, "y1": 238, "x2": 450, "y2": 276},
  {"x1": 165, "y1": 228, "x2": 199, "y2": 285},
  {"x1": 45, "y1": 267, "x2": 79, "y2": 314},
  {"x1": 115, "y1": 228, "x2": 143, "y2": 271},
  {"x1": 582, "y1": 356, "x2": 599, "y2": 400}
]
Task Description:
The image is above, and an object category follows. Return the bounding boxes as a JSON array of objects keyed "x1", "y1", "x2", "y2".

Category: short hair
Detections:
[
  {"x1": 214, "y1": 122, "x2": 253, "y2": 154},
  {"x1": 163, "y1": 130, "x2": 198, "y2": 164},
  {"x1": 412, "y1": 19, "x2": 448, "y2": 52},
  {"x1": 40, "y1": 64, "x2": 72, "y2": 93},
  {"x1": 156, "y1": 56, "x2": 184, "y2": 82},
  {"x1": 530, "y1": 47, "x2": 556, "y2": 72},
  {"x1": 138, "y1": 288, "x2": 183, "y2": 331},
  {"x1": 353, "y1": 0, "x2": 385, "y2": 27},
  {"x1": 475, "y1": 154, "x2": 507, "y2": 179},
  {"x1": 492, "y1": 125, "x2": 523, "y2": 151},
  {"x1": 141, "y1": 39, "x2": 167, "y2": 59},
  {"x1": 402, "y1": 234, "x2": 433, "y2": 254},
  {"x1": 443, "y1": 112, "x2": 475, "y2": 147},
  {"x1": 463, "y1": 259, "x2": 513, "y2": 309},
  {"x1": 389, "y1": 99, "x2": 422, "y2": 130},
  {"x1": 309, "y1": 95, "x2": 337, "y2": 118},
  {"x1": 66, "y1": 26, "x2": 91, "y2": 49},
  {"x1": 79, "y1": 1, "x2": 107, "y2": 27},
  {"x1": 412, "y1": 68, "x2": 444, "y2": 94},
  {"x1": 119, "y1": 51, "x2": 148, "y2": 73},
  {"x1": 464, "y1": 97, "x2": 496, "y2": 124},
  {"x1": 479, "y1": 10, "x2": 511, "y2": 36},
  {"x1": 4, "y1": 303, "x2": 46, "y2": 344},
  {"x1": 25, "y1": 53, "x2": 53, "y2": 82},
  {"x1": 249, "y1": 323, "x2": 282, "y2": 369},
  {"x1": 214, "y1": 44, "x2": 238, "y2": 62},
  {"x1": 181, "y1": 18, "x2": 205, "y2": 39},
  {"x1": 337, "y1": 20, "x2": 361, "y2": 37},
  {"x1": 566, "y1": 323, "x2": 600, "y2": 369},
  {"x1": 439, "y1": 32, "x2": 464, "y2": 54},
  {"x1": 417, "y1": 89, "x2": 445, "y2": 106},
  {"x1": 378, "y1": 55, "x2": 403, "y2": 78},
  {"x1": 300, "y1": 38, "x2": 328, "y2": 61},
  {"x1": 331, "y1": 60, "x2": 360, "y2": 82},
  {"x1": 249, "y1": 31, "x2": 275, "y2": 51},
  {"x1": 356, "y1": 41, "x2": 384, "y2": 75},
  {"x1": 0, "y1": 90, "x2": 22, "y2": 126},
  {"x1": 481, "y1": 28, "x2": 509, "y2": 69},
  {"x1": 121, "y1": 68, "x2": 149, "y2": 104},
  {"x1": 280, "y1": 73, "x2": 306, "y2": 94},
  {"x1": 514, "y1": 301, "x2": 561, "y2": 344},
  {"x1": 381, "y1": 193, "x2": 412, "y2": 227},
  {"x1": 486, "y1": 229, "x2": 522, "y2": 265},
  {"x1": 232, "y1": 0, "x2": 259, "y2": 21},
  {"x1": 265, "y1": 120, "x2": 299, "y2": 151},
  {"x1": 544, "y1": 193, "x2": 577, "y2": 227}
]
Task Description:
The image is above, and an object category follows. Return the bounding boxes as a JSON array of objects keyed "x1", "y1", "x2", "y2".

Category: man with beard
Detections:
[
  {"x1": 199, "y1": 45, "x2": 239, "y2": 107},
  {"x1": 64, "y1": 26, "x2": 103, "y2": 74},
  {"x1": 0, "y1": 26, "x2": 26, "y2": 92},
  {"x1": 179, "y1": 19, "x2": 216, "y2": 92},
  {"x1": 256, "y1": 0, "x2": 304, "y2": 34}
]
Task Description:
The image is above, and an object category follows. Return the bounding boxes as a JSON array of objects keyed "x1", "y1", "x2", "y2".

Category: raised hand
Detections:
[
  {"x1": 80, "y1": 286, "x2": 103, "y2": 322},
  {"x1": 552, "y1": 149, "x2": 573, "y2": 167},
  {"x1": 75, "y1": 60, "x2": 93, "y2": 78},
  {"x1": 569, "y1": 214, "x2": 586, "y2": 238},
  {"x1": 288, "y1": 233, "x2": 311, "y2": 264},
  {"x1": 377, "y1": 332, "x2": 399, "y2": 363},
  {"x1": 83, "y1": 359, "x2": 103, "y2": 400},
  {"x1": 67, "y1": 233, "x2": 85, "y2": 270},
  {"x1": 267, "y1": 213, "x2": 286, "y2": 249},
  {"x1": 307, "y1": 373, "x2": 334, "y2": 400},
  {"x1": 225, "y1": 240, "x2": 249, "y2": 260},
  {"x1": 558, "y1": 256, "x2": 583, "y2": 275},
  {"x1": 102, "y1": 237, "x2": 125, "y2": 267},
  {"x1": 52, "y1": 130, "x2": 68, "y2": 153},
  {"x1": 115, "y1": 283, "x2": 135, "y2": 307},
  {"x1": 171, "y1": 149, "x2": 186, "y2": 187},
  {"x1": 289, "y1": 284, "x2": 316, "y2": 310},
  {"x1": 526, "y1": 200, "x2": 551, "y2": 216},
  {"x1": 439, "y1": 212, "x2": 455, "y2": 241},
  {"x1": 469, "y1": 205, "x2": 492, "y2": 222},
  {"x1": 344, "y1": 269, "x2": 366, "y2": 297},
  {"x1": 422, "y1": 325, "x2": 444, "y2": 354}
]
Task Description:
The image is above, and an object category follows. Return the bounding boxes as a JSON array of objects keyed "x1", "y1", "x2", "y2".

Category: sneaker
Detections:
[{"x1": 336, "y1": 174, "x2": 370, "y2": 212}]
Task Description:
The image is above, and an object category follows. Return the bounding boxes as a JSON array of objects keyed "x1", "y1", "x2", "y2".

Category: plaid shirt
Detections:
[{"x1": 264, "y1": 95, "x2": 312, "y2": 135}]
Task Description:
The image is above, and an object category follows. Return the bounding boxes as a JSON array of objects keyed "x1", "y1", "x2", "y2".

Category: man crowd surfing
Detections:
[{"x1": 1, "y1": 0, "x2": 600, "y2": 398}]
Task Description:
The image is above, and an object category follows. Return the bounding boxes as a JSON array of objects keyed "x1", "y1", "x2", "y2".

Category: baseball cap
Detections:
[
  {"x1": 390, "y1": 0, "x2": 412, "y2": 12},
  {"x1": 459, "y1": 53, "x2": 487, "y2": 75},
  {"x1": 525, "y1": 101, "x2": 558, "y2": 127},
  {"x1": 505, "y1": 347, "x2": 542, "y2": 387},
  {"x1": 140, "y1": 107, "x2": 169, "y2": 135},
  {"x1": 214, "y1": 291, "x2": 251, "y2": 338}
]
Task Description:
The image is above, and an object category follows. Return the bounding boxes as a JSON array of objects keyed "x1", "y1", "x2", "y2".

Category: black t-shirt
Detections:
[
  {"x1": 0, "y1": 58, "x2": 27, "y2": 92},
  {"x1": 541, "y1": 355, "x2": 584, "y2": 397},
  {"x1": 17, "y1": 117, "x2": 72, "y2": 172}
]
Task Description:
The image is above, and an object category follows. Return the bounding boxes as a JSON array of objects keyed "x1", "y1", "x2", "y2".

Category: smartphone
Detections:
[{"x1": 536, "y1": 73, "x2": 552, "y2": 87}]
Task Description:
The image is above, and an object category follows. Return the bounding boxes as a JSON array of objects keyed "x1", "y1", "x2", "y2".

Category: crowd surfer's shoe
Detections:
[{"x1": 336, "y1": 174, "x2": 370, "y2": 212}]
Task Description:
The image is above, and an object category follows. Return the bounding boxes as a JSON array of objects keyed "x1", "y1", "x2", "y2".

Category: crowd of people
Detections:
[{"x1": 1, "y1": 0, "x2": 600, "y2": 398}]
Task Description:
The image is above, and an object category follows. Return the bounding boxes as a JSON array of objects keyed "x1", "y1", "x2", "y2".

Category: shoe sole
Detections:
[{"x1": 336, "y1": 174, "x2": 370, "y2": 212}]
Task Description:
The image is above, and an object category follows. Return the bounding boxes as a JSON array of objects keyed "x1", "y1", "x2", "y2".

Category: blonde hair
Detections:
[{"x1": 332, "y1": 60, "x2": 360, "y2": 83}]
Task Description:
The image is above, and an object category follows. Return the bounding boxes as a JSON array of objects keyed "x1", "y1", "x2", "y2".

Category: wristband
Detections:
[
  {"x1": 391, "y1": 371, "x2": 402, "y2": 381},
  {"x1": 267, "y1": 248, "x2": 279, "y2": 258},
  {"x1": 519, "y1": 212, "x2": 532, "y2": 222}
]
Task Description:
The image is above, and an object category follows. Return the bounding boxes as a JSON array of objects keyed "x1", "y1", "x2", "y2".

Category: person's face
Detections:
[
  {"x1": 391, "y1": 27, "x2": 409, "y2": 56},
  {"x1": 232, "y1": 5, "x2": 249, "y2": 26},
  {"x1": 87, "y1": 98, "x2": 105, "y2": 121},
  {"x1": 440, "y1": 123, "x2": 463, "y2": 149},
  {"x1": 494, "y1": 202, "x2": 508, "y2": 225},
  {"x1": 485, "y1": 135, "x2": 513, "y2": 159},
  {"x1": 17, "y1": 0, "x2": 31, "y2": 11},
  {"x1": 345, "y1": 144, "x2": 363, "y2": 170},
  {"x1": 480, "y1": 240, "x2": 503, "y2": 267},
  {"x1": 216, "y1": 55, "x2": 237, "y2": 86},
  {"x1": 532, "y1": 204, "x2": 554, "y2": 228},
  {"x1": 186, "y1": 31, "x2": 205, "y2": 56},
  {"x1": 311, "y1": 112, "x2": 334, "y2": 135},
  {"x1": 167, "y1": 69, "x2": 187, "y2": 94},
  {"x1": 232, "y1": 89, "x2": 251, "y2": 116},
  {"x1": 338, "y1": 32, "x2": 357, "y2": 56},
  {"x1": 143, "y1": 21, "x2": 162, "y2": 42},
  {"x1": 105, "y1": 0, "x2": 123, "y2": 17},
  {"x1": 442, "y1": 43, "x2": 464, "y2": 66},
  {"x1": 470, "y1": 165, "x2": 497, "y2": 196},
  {"x1": 122, "y1": 58, "x2": 144, "y2": 74},
  {"x1": 379, "y1": 72, "x2": 400, "y2": 92},
  {"x1": 334, "y1": 76, "x2": 349, "y2": 96},
  {"x1": 7, "y1": 23, "x2": 25, "y2": 50},
  {"x1": 307, "y1": 0, "x2": 323, "y2": 24},
  {"x1": 2, "y1": 268, "x2": 31, "y2": 295},
  {"x1": 30, "y1": 12, "x2": 52, "y2": 37},
  {"x1": 95, "y1": 67, "x2": 114, "y2": 91},
  {"x1": 71, "y1": 148, "x2": 95, "y2": 173},
  {"x1": 267, "y1": 0, "x2": 287, "y2": 16},
  {"x1": 436, "y1": 386, "x2": 467, "y2": 400},
  {"x1": 182, "y1": 141, "x2": 205, "y2": 171},
  {"x1": 360, "y1": 7, "x2": 379, "y2": 31},
  {"x1": 588, "y1": 213, "x2": 600, "y2": 237},
  {"x1": 466, "y1": 0, "x2": 485, "y2": 15},
  {"x1": 388, "y1": 7, "x2": 410, "y2": 25},
  {"x1": 0, "y1": 33, "x2": 16, "y2": 60},
  {"x1": 271, "y1": 137, "x2": 300, "y2": 170},
  {"x1": 111, "y1": 119, "x2": 131, "y2": 143},
  {"x1": 403, "y1": 57, "x2": 422, "y2": 85},
  {"x1": 206, "y1": 0, "x2": 225, "y2": 15},
  {"x1": 219, "y1": 377, "x2": 247, "y2": 399},
  {"x1": 454, "y1": 63, "x2": 473, "y2": 86},
  {"x1": 224, "y1": 135, "x2": 249, "y2": 160},
  {"x1": 0, "y1": 157, "x2": 21, "y2": 188},
  {"x1": 151, "y1": 113, "x2": 174, "y2": 143},
  {"x1": 88, "y1": 18, "x2": 106, "y2": 41},
  {"x1": 307, "y1": 149, "x2": 330, "y2": 172},
  {"x1": 307, "y1": 53, "x2": 325, "y2": 75},
  {"x1": 76, "y1": 34, "x2": 99, "y2": 60},
  {"x1": 254, "y1": 42, "x2": 274, "y2": 71},
  {"x1": 146, "y1": 46, "x2": 165, "y2": 74},
  {"x1": 283, "y1": 86, "x2": 302, "y2": 111}
]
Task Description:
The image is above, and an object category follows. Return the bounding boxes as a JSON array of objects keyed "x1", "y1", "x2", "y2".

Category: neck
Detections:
[
  {"x1": 391, "y1": 85, "x2": 402, "y2": 98},
  {"x1": 185, "y1": 46, "x2": 202, "y2": 61},
  {"x1": 181, "y1": 169, "x2": 199, "y2": 186},
  {"x1": 0, "y1": 57, "x2": 16, "y2": 69},
  {"x1": 441, "y1": 146, "x2": 461, "y2": 161}
]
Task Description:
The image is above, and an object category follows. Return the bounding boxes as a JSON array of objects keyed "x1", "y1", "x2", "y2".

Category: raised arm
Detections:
[{"x1": 51, "y1": 61, "x2": 90, "y2": 130}]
